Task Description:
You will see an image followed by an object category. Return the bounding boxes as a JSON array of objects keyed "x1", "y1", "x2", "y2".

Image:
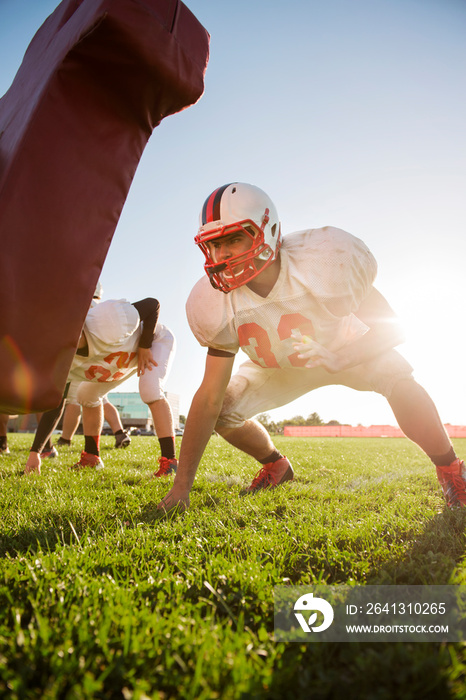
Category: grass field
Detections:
[{"x1": 0, "y1": 433, "x2": 465, "y2": 699}]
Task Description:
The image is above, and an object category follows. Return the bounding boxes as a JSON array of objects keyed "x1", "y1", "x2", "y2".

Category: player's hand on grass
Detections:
[
  {"x1": 24, "y1": 451, "x2": 41, "y2": 475},
  {"x1": 292, "y1": 334, "x2": 343, "y2": 373},
  {"x1": 156, "y1": 487, "x2": 190, "y2": 516},
  {"x1": 137, "y1": 347, "x2": 157, "y2": 376}
]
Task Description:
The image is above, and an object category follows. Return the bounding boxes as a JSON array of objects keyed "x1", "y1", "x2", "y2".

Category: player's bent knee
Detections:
[
  {"x1": 364, "y1": 351, "x2": 414, "y2": 399},
  {"x1": 138, "y1": 365, "x2": 166, "y2": 404},
  {"x1": 374, "y1": 370, "x2": 414, "y2": 399},
  {"x1": 215, "y1": 374, "x2": 250, "y2": 431},
  {"x1": 76, "y1": 384, "x2": 105, "y2": 408},
  {"x1": 215, "y1": 413, "x2": 246, "y2": 432},
  {"x1": 78, "y1": 398, "x2": 103, "y2": 408},
  {"x1": 386, "y1": 375, "x2": 423, "y2": 399},
  {"x1": 139, "y1": 384, "x2": 164, "y2": 405}
]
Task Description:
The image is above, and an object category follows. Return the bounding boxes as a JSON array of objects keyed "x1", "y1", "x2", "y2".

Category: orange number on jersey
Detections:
[
  {"x1": 85, "y1": 352, "x2": 137, "y2": 382},
  {"x1": 277, "y1": 313, "x2": 315, "y2": 367},
  {"x1": 85, "y1": 365, "x2": 112, "y2": 382},
  {"x1": 237, "y1": 323, "x2": 280, "y2": 368},
  {"x1": 104, "y1": 351, "x2": 136, "y2": 368},
  {"x1": 238, "y1": 314, "x2": 315, "y2": 368}
]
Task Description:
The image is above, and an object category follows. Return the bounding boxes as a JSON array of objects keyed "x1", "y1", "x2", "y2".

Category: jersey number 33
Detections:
[{"x1": 237, "y1": 313, "x2": 315, "y2": 368}]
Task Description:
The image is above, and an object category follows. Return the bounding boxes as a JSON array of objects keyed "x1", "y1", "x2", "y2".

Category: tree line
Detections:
[
  {"x1": 179, "y1": 412, "x2": 343, "y2": 435},
  {"x1": 256, "y1": 412, "x2": 343, "y2": 435}
]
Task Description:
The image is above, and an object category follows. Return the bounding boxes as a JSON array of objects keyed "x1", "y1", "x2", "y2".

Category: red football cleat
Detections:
[
  {"x1": 244, "y1": 457, "x2": 294, "y2": 494},
  {"x1": 70, "y1": 451, "x2": 104, "y2": 471},
  {"x1": 153, "y1": 457, "x2": 178, "y2": 478},
  {"x1": 436, "y1": 459, "x2": 466, "y2": 508}
]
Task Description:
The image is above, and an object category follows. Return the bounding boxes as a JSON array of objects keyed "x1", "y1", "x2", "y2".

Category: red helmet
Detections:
[{"x1": 195, "y1": 182, "x2": 282, "y2": 292}]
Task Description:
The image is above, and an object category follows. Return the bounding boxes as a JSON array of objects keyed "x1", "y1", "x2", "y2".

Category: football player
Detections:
[
  {"x1": 24, "y1": 297, "x2": 177, "y2": 476},
  {"x1": 53, "y1": 282, "x2": 131, "y2": 451},
  {"x1": 158, "y1": 182, "x2": 466, "y2": 512}
]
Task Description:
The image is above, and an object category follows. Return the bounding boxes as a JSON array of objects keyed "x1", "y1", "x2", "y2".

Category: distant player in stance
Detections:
[
  {"x1": 54, "y1": 283, "x2": 133, "y2": 452},
  {"x1": 158, "y1": 182, "x2": 466, "y2": 512},
  {"x1": 25, "y1": 297, "x2": 177, "y2": 477}
]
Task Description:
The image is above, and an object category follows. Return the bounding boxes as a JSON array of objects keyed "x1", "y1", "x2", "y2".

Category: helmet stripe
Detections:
[{"x1": 201, "y1": 183, "x2": 233, "y2": 224}]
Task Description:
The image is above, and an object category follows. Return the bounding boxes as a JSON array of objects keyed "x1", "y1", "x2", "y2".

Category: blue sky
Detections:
[{"x1": 1, "y1": 0, "x2": 466, "y2": 426}]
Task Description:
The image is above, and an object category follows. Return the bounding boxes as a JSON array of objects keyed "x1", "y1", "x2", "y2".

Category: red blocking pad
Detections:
[{"x1": 0, "y1": 0, "x2": 209, "y2": 413}]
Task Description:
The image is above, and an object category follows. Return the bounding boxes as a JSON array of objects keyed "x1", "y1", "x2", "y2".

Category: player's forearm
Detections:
[{"x1": 173, "y1": 391, "x2": 223, "y2": 493}]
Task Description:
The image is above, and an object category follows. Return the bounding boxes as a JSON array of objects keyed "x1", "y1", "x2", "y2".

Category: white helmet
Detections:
[
  {"x1": 195, "y1": 182, "x2": 282, "y2": 292},
  {"x1": 93, "y1": 280, "x2": 104, "y2": 300},
  {"x1": 85, "y1": 300, "x2": 140, "y2": 346}
]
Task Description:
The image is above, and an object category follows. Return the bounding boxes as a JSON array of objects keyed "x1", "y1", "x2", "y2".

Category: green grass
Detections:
[{"x1": 0, "y1": 434, "x2": 465, "y2": 699}]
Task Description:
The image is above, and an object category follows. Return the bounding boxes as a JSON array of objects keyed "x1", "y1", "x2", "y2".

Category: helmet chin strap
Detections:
[
  {"x1": 210, "y1": 262, "x2": 227, "y2": 273},
  {"x1": 208, "y1": 262, "x2": 227, "y2": 291}
]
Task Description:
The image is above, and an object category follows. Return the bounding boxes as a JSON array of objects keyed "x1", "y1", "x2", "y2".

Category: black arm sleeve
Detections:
[
  {"x1": 207, "y1": 347, "x2": 235, "y2": 358},
  {"x1": 132, "y1": 298, "x2": 160, "y2": 348},
  {"x1": 30, "y1": 383, "x2": 70, "y2": 453}
]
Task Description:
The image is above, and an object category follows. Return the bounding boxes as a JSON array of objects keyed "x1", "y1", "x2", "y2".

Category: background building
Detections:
[{"x1": 107, "y1": 391, "x2": 180, "y2": 431}]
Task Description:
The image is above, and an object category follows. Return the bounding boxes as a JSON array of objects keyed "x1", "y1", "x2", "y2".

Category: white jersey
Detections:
[
  {"x1": 68, "y1": 299, "x2": 142, "y2": 385},
  {"x1": 186, "y1": 227, "x2": 377, "y2": 369}
]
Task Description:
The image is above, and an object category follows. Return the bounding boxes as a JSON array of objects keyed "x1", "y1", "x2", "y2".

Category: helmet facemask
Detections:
[{"x1": 195, "y1": 218, "x2": 279, "y2": 293}]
